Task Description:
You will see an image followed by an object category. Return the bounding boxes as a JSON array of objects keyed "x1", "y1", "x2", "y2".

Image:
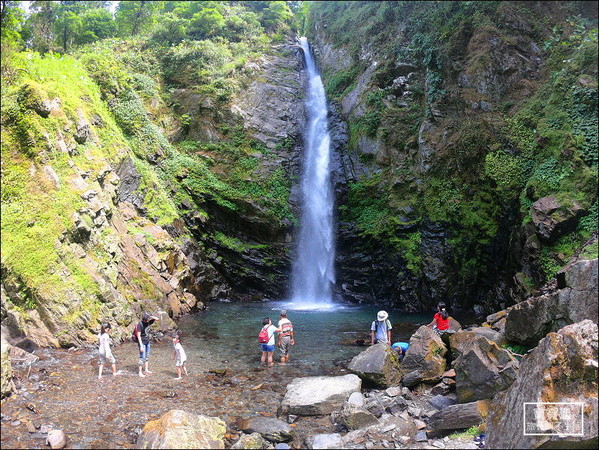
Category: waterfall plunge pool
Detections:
[{"x1": 176, "y1": 301, "x2": 431, "y2": 375}]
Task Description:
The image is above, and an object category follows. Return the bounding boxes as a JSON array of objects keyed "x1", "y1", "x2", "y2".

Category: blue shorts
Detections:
[{"x1": 261, "y1": 344, "x2": 275, "y2": 352}]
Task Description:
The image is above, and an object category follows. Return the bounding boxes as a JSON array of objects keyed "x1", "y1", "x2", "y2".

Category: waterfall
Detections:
[{"x1": 290, "y1": 37, "x2": 336, "y2": 307}]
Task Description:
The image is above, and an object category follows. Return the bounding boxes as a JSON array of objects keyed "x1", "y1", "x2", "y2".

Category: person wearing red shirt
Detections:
[{"x1": 427, "y1": 302, "x2": 450, "y2": 335}]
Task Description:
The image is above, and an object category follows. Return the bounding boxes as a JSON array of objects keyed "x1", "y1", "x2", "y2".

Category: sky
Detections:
[{"x1": 20, "y1": 1, "x2": 119, "y2": 15}]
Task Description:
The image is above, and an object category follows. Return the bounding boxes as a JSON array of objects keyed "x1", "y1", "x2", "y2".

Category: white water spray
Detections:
[{"x1": 290, "y1": 37, "x2": 336, "y2": 307}]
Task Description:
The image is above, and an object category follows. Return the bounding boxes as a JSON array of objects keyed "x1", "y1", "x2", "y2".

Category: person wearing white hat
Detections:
[{"x1": 371, "y1": 310, "x2": 392, "y2": 345}]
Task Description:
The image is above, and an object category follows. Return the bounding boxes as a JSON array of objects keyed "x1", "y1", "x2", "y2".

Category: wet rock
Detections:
[
  {"x1": 385, "y1": 386, "x2": 402, "y2": 397},
  {"x1": 310, "y1": 433, "x2": 343, "y2": 449},
  {"x1": 430, "y1": 382, "x2": 452, "y2": 396},
  {"x1": 237, "y1": 416, "x2": 293, "y2": 443},
  {"x1": 428, "y1": 400, "x2": 489, "y2": 432},
  {"x1": 136, "y1": 409, "x2": 226, "y2": 449},
  {"x1": 400, "y1": 326, "x2": 447, "y2": 387},
  {"x1": 230, "y1": 432, "x2": 270, "y2": 449},
  {"x1": 347, "y1": 343, "x2": 402, "y2": 387},
  {"x1": 486, "y1": 320, "x2": 598, "y2": 449},
  {"x1": 47, "y1": 429, "x2": 67, "y2": 449},
  {"x1": 281, "y1": 374, "x2": 361, "y2": 416}
]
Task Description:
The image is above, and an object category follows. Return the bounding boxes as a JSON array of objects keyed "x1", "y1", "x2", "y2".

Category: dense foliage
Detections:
[{"x1": 307, "y1": 1, "x2": 597, "y2": 304}]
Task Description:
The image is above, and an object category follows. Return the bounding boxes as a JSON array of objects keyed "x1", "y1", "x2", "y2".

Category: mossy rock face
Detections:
[{"x1": 17, "y1": 82, "x2": 53, "y2": 117}]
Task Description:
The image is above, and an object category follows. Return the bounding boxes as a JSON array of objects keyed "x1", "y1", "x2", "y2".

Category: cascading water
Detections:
[{"x1": 290, "y1": 37, "x2": 336, "y2": 308}]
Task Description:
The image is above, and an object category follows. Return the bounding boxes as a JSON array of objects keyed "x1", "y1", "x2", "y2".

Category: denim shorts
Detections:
[{"x1": 261, "y1": 344, "x2": 275, "y2": 352}]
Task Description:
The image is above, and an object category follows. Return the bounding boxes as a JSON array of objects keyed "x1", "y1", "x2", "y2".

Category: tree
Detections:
[
  {"x1": 25, "y1": 1, "x2": 58, "y2": 53},
  {"x1": 77, "y1": 8, "x2": 117, "y2": 45},
  {"x1": 187, "y1": 8, "x2": 225, "y2": 40},
  {"x1": 1, "y1": 1, "x2": 25, "y2": 46},
  {"x1": 115, "y1": 1, "x2": 163, "y2": 37},
  {"x1": 260, "y1": 1, "x2": 293, "y2": 32}
]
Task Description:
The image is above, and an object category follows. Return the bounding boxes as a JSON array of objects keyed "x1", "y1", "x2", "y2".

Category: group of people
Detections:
[
  {"x1": 259, "y1": 310, "x2": 295, "y2": 366},
  {"x1": 97, "y1": 303, "x2": 450, "y2": 378},
  {"x1": 97, "y1": 312, "x2": 187, "y2": 380},
  {"x1": 370, "y1": 302, "x2": 451, "y2": 359}
]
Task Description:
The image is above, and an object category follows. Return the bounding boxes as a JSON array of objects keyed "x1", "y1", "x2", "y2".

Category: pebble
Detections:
[
  {"x1": 414, "y1": 431, "x2": 428, "y2": 442},
  {"x1": 414, "y1": 419, "x2": 427, "y2": 429},
  {"x1": 11, "y1": 420, "x2": 21, "y2": 426},
  {"x1": 398, "y1": 436, "x2": 410, "y2": 444},
  {"x1": 26, "y1": 421, "x2": 37, "y2": 433},
  {"x1": 380, "y1": 424, "x2": 396, "y2": 433},
  {"x1": 432, "y1": 440, "x2": 445, "y2": 448}
]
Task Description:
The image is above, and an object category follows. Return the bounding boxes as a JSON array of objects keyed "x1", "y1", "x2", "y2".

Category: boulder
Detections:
[
  {"x1": 505, "y1": 259, "x2": 598, "y2": 346},
  {"x1": 281, "y1": 375, "x2": 361, "y2": 416},
  {"x1": 136, "y1": 410, "x2": 226, "y2": 449},
  {"x1": 310, "y1": 433, "x2": 343, "y2": 449},
  {"x1": 454, "y1": 336, "x2": 519, "y2": 403},
  {"x1": 237, "y1": 416, "x2": 293, "y2": 443},
  {"x1": 339, "y1": 402, "x2": 379, "y2": 430},
  {"x1": 230, "y1": 433, "x2": 271, "y2": 449},
  {"x1": 347, "y1": 343, "x2": 402, "y2": 387},
  {"x1": 428, "y1": 400, "x2": 489, "y2": 432},
  {"x1": 531, "y1": 196, "x2": 584, "y2": 242},
  {"x1": 400, "y1": 326, "x2": 447, "y2": 387},
  {"x1": 486, "y1": 320, "x2": 598, "y2": 449}
]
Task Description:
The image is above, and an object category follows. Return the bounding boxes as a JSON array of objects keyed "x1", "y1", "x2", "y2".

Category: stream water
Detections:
[{"x1": 0, "y1": 301, "x2": 431, "y2": 449}]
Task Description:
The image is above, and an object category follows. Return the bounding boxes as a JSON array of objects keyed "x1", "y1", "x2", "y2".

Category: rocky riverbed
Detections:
[{"x1": 1, "y1": 338, "x2": 483, "y2": 449}]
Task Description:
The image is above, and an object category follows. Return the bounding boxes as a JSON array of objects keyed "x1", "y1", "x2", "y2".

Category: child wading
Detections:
[
  {"x1": 172, "y1": 333, "x2": 188, "y2": 380},
  {"x1": 427, "y1": 302, "x2": 450, "y2": 335},
  {"x1": 98, "y1": 323, "x2": 118, "y2": 379}
]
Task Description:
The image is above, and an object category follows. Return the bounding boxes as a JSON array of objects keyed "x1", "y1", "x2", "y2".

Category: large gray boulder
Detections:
[
  {"x1": 347, "y1": 343, "x2": 402, "y2": 387},
  {"x1": 486, "y1": 320, "x2": 598, "y2": 449},
  {"x1": 281, "y1": 375, "x2": 361, "y2": 416},
  {"x1": 505, "y1": 259, "x2": 598, "y2": 346},
  {"x1": 136, "y1": 410, "x2": 226, "y2": 449},
  {"x1": 453, "y1": 336, "x2": 519, "y2": 403},
  {"x1": 428, "y1": 400, "x2": 489, "y2": 432},
  {"x1": 400, "y1": 326, "x2": 447, "y2": 387}
]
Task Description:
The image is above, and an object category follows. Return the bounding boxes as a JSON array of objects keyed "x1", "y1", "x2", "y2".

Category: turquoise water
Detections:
[{"x1": 177, "y1": 301, "x2": 431, "y2": 375}]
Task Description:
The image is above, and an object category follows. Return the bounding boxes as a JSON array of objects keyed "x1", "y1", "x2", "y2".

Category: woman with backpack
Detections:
[
  {"x1": 258, "y1": 317, "x2": 279, "y2": 367},
  {"x1": 427, "y1": 302, "x2": 450, "y2": 335}
]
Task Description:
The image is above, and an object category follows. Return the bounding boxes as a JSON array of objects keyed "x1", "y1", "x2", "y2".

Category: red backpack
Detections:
[{"x1": 258, "y1": 326, "x2": 269, "y2": 344}]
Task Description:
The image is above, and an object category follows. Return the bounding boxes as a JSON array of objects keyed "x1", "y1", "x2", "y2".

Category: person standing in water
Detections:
[
  {"x1": 98, "y1": 322, "x2": 118, "y2": 379},
  {"x1": 172, "y1": 333, "x2": 188, "y2": 380},
  {"x1": 277, "y1": 310, "x2": 295, "y2": 364},
  {"x1": 371, "y1": 310, "x2": 392, "y2": 345},
  {"x1": 135, "y1": 312, "x2": 159, "y2": 377},
  {"x1": 259, "y1": 317, "x2": 279, "y2": 367}
]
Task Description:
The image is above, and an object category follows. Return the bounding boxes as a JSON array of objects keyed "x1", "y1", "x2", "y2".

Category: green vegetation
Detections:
[{"x1": 449, "y1": 425, "x2": 482, "y2": 439}]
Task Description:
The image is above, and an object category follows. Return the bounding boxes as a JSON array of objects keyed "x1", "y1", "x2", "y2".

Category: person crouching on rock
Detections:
[
  {"x1": 135, "y1": 312, "x2": 159, "y2": 377},
  {"x1": 172, "y1": 333, "x2": 188, "y2": 380},
  {"x1": 427, "y1": 302, "x2": 450, "y2": 335},
  {"x1": 371, "y1": 310, "x2": 392, "y2": 345},
  {"x1": 98, "y1": 322, "x2": 118, "y2": 379}
]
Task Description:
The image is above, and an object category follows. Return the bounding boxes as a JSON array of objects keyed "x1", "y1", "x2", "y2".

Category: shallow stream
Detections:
[{"x1": 0, "y1": 301, "x2": 442, "y2": 449}]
